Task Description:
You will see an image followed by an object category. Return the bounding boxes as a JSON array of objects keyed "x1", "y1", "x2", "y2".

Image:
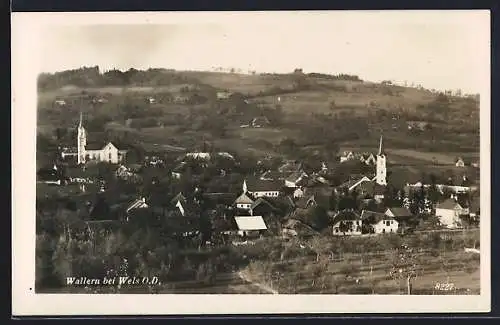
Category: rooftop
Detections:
[{"x1": 234, "y1": 216, "x2": 267, "y2": 231}]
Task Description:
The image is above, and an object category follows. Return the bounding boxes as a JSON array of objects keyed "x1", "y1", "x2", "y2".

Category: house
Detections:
[
  {"x1": 295, "y1": 195, "x2": 317, "y2": 209},
  {"x1": 332, "y1": 211, "x2": 362, "y2": 236},
  {"x1": 245, "y1": 178, "x2": 282, "y2": 198},
  {"x1": 249, "y1": 197, "x2": 277, "y2": 217},
  {"x1": 114, "y1": 165, "x2": 134, "y2": 179},
  {"x1": 251, "y1": 116, "x2": 270, "y2": 128},
  {"x1": 435, "y1": 198, "x2": 469, "y2": 229},
  {"x1": 385, "y1": 207, "x2": 413, "y2": 223},
  {"x1": 281, "y1": 218, "x2": 317, "y2": 238},
  {"x1": 361, "y1": 210, "x2": 399, "y2": 234},
  {"x1": 471, "y1": 161, "x2": 480, "y2": 168},
  {"x1": 407, "y1": 121, "x2": 429, "y2": 131},
  {"x1": 216, "y1": 91, "x2": 232, "y2": 100},
  {"x1": 54, "y1": 99, "x2": 66, "y2": 106},
  {"x1": 360, "y1": 153, "x2": 376, "y2": 166},
  {"x1": 37, "y1": 165, "x2": 65, "y2": 185},
  {"x1": 455, "y1": 157, "x2": 465, "y2": 167},
  {"x1": 337, "y1": 175, "x2": 372, "y2": 192},
  {"x1": 339, "y1": 151, "x2": 355, "y2": 163},
  {"x1": 278, "y1": 160, "x2": 303, "y2": 174},
  {"x1": 293, "y1": 187, "x2": 304, "y2": 198},
  {"x1": 147, "y1": 97, "x2": 156, "y2": 104},
  {"x1": 259, "y1": 170, "x2": 283, "y2": 181},
  {"x1": 234, "y1": 192, "x2": 254, "y2": 210},
  {"x1": 234, "y1": 215, "x2": 267, "y2": 238},
  {"x1": 171, "y1": 192, "x2": 188, "y2": 216},
  {"x1": 186, "y1": 152, "x2": 211, "y2": 160},
  {"x1": 285, "y1": 171, "x2": 308, "y2": 188}
]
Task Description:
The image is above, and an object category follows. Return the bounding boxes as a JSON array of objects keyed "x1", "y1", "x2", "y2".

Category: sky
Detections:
[{"x1": 37, "y1": 11, "x2": 489, "y2": 93}]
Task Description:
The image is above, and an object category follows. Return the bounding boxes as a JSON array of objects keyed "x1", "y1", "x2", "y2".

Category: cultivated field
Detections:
[{"x1": 239, "y1": 231, "x2": 481, "y2": 295}]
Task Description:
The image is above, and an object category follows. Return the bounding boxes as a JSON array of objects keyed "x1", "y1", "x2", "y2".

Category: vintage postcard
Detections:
[{"x1": 12, "y1": 10, "x2": 491, "y2": 315}]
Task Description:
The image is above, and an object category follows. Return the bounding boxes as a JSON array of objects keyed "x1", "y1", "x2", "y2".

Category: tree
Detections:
[
  {"x1": 389, "y1": 245, "x2": 422, "y2": 294},
  {"x1": 306, "y1": 206, "x2": 330, "y2": 231}
]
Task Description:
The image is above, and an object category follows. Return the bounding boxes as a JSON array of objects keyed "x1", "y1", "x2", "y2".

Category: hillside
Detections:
[{"x1": 37, "y1": 67, "x2": 480, "y2": 170}]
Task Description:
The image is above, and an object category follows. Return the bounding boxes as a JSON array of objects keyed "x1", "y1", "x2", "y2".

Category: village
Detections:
[
  {"x1": 34, "y1": 65, "x2": 481, "y2": 295},
  {"x1": 37, "y1": 111, "x2": 480, "y2": 243}
]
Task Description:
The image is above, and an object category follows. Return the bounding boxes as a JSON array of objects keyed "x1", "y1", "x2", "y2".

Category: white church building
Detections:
[{"x1": 62, "y1": 112, "x2": 127, "y2": 165}]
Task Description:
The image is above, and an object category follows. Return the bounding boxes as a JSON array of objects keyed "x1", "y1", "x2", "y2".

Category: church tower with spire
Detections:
[
  {"x1": 77, "y1": 111, "x2": 87, "y2": 165},
  {"x1": 375, "y1": 135, "x2": 387, "y2": 186}
]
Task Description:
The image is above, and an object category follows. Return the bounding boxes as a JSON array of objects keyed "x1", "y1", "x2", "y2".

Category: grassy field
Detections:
[{"x1": 241, "y1": 236, "x2": 480, "y2": 295}]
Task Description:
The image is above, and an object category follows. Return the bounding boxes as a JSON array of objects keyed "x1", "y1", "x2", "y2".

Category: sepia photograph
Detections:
[{"x1": 12, "y1": 10, "x2": 490, "y2": 315}]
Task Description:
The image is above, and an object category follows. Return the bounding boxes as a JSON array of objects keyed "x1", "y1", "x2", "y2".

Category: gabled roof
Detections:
[
  {"x1": 361, "y1": 210, "x2": 394, "y2": 224},
  {"x1": 436, "y1": 198, "x2": 463, "y2": 210},
  {"x1": 282, "y1": 218, "x2": 318, "y2": 236},
  {"x1": 171, "y1": 192, "x2": 187, "y2": 205},
  {"x1": 250, "y1": 197, "x2": 277, "y2": 211},
  {"x1": 285, "y1": 171, "x2": 308, "y2": 183},
  {"x1": 338, "y1": 175, "x2": 371, "y2": 191},
  {"x1": 235, "y1": 192, "x2": 254, "y2": 204},
  {"x1": 386, "y1": 207, "x2": 413, "y2": 218},
  {"x1": 246, "y1": 178, "x2": 283, "y2": 192},
  {"x1": 295, "y1": 195, "x2": 317, "y2": 209},
  {"x1": 332, "y1": 210, "x2": 361, "y2": 224},
  {"x1": 259, "y1": 170, "x2": 282, "y2": 181},
  {"x1": 126, "y1": 198, "x2": 148, "y2": 213},
  {"x1": 234, "y1": 216, "x2": 267, "y2": 231}
]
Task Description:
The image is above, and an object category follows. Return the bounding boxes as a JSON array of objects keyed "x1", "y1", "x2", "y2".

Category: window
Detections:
[
  {"x1": 386, "y1": 221, "x2": 390, "y2": 227},
  {"x1": 108, "y1": 153, "x2": 112, "y2": 161}
]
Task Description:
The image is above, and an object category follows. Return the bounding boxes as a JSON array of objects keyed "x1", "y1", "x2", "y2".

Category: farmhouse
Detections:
[
  {"x1": 332, "y1": 211, "x2": 362, "y2": 236},
  {"x1": 249, "y1": 197, "x2": 277, "y2": 217},
  {"x1": 284, "y1": 171, "x2": 308, "y2": 188},
  {"x1": 234, "y1": 192, "x2": 254, "y2": 211},
  {"x1": 216, "y1": 91, "x2": 232, "y2": 100},
  {"x1": 281, "y1": 218, "x2": 317, "y2": 238},
  {"x1": 339, "y1": 151, "x2": 355, "y2": 163},
  {"x1": 234, "y1": 215, "x2": 267, "y2": 238},
  {"x1": 435, "y1": 198, "x2": 469, "y2": 229},
  {"x1": 361, "y1": 210, "x2": 399, "y2": 234},
  {"x1": 37, "y1": 165, "x2": 65, "y2": 185},
  {"x1": 295, "y1": 194, "x2": 317, "y2": 209},
  {"x1": 245, "y1": 178, "x2": 282, "y2": 198},
  {"x1": 251, "y1": 116, "x2": 271, "y2": 128},
  {"x1": 455, "y1": 157, "x2": 465, "y2": 167},
  {"x1": 385, "y1": 207, "x2": 413, "y2": 223}
]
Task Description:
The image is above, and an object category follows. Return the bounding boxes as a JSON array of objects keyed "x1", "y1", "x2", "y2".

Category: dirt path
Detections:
[{"x1": 237, "y1": 271, "x2": 279, "y2": 294}]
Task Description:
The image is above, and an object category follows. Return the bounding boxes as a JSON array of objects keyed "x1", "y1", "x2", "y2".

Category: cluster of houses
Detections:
[{"x1": 37, "y1": 115, "x2": 481, "y2": 241}]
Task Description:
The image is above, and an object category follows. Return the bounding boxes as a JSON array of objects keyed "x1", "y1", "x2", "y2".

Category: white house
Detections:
[
  {"x1": 435, "y1": 198, "x2": 469, "y2": 229},
  {"x1": 245, "y1": 178, "x2": 282, "y2": 198},
  {"x1": 234, "y1": 192, "x2": 254, "y2": 210},
  {"x1": 340, "y1": 151, "x2": 355, "y2": 163},
  {"x1": 284, "y1": 171, "x2": 308, "y2": 188},
  {"x1": 293, "y1": 187, "x2": 304, "y2": 198},
  {"x1": 234, "y1": 215, "x2": 267, "y2": 237},
  {"x1": 332, "y1": 211, "x2": 363, "y2": 236},
  {"x1": 361, "y1": 210, "x2": 399, "y2": 234},
  {"x1": 455, "y1": 157, "x2": 465, "y2": 167}
]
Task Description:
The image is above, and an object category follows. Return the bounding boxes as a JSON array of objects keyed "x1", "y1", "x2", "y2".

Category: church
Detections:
[
  {"x1": 62, "y1": 113, "x2": 127, "y2": 165},
  {"x1": 337, "y1": 135, "x2": 387, "y2": 203}
]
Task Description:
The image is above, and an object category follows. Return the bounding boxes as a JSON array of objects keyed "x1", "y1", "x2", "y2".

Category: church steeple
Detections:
[
  {"x1": 78, "y1": 111, "x2": 83, "y2": 128},
  {"x1": 375, "y1": 134, "x2": 387, "y2": 186},
  {"x1": 77, "y1": 111, "x2": 87, "y2": 165},
  {"x1": 378, "y1": 134, "x2": 384, "y2": 156},
  {"x1": 243, "y1": 179, "x2": 248, "y2": 193}
]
